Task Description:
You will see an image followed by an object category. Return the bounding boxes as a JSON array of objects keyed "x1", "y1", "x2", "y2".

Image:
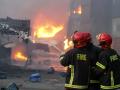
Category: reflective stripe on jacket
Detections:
[
  {"x1": 96, "y1": 48, "x2": 120, "y2": 89},
  {"x1": 60, "y1": 47, "x2": 91, "y2": 89}
]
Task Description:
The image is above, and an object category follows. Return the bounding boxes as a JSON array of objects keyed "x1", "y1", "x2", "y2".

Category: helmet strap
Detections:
[{"x1": 100, "y1": 44, "x2": 111, "y2": 49}]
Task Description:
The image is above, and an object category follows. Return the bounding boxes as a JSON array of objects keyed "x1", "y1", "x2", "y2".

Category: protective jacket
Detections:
[
  {"x1": 95, "y1": 48, "x2": 120, "y2": 90},
  {"x1": 60, "y1": 47, "x2": 91, "y2": 90},
  {"x1": 86, "y1": 43, "x2": 101, "y2": 84}
]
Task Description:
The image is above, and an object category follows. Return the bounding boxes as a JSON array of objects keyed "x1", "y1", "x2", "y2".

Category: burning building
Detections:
[
  {"x1": 0, "y1": 16, "x2": 65, "y2": 71},
  {"x1": 67, "y1": 0, "x2": 113, "y2": 39},
  {"x1": 0, "y1": 17, "x2": 30, "y2": 44},
  {"x1": 67, "y1": 0, "x2": 91, "y2": 38},
  {"x1": 66, "y1": 0, "x2": 120, "y2": 54},
  {"x1": 64, "y1": 0, "x2": 92, "y2": 51},
  {"x1": 0, "y1": 17, "x2": 30, "y2": 64}
]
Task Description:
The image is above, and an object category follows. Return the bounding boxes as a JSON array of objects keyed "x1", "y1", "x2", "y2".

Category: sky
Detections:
[{"x1": 0, "y1": 0, "x2": 70, "y2": 24}]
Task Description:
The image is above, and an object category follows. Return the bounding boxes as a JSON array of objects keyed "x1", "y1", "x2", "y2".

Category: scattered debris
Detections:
[
  {"x1": 0, "y1": 71, "x2": 7, "y2": 79},
  {"x1": 29, "y1": 73, "x2": 41, "y2": 82},
  {"x1": 7, "y1": 83, "x2": 19, "y2": 90},
  {"x1": 47, "y1": 67, "x2": 55, "y2": 74}
]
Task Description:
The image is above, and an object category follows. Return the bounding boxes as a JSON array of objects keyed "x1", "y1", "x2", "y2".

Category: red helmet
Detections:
[
  {"x1": 96, "y1": 32, "x2": 112, "y2": 46},
  {"x1": 72, "y1": 32, "x2": 91, "y2": 48},
  {"x1": 83, "y1": 32, "x2": 92, "y2": 43}
]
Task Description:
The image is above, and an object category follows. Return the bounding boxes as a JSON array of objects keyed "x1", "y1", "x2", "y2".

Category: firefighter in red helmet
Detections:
[
  {"x1": 96, "y1": 32, "x2": 112, "y2": 49},
  {"x1": 60, "y1": 31, "x2": 93, "y2": 90},
  {"x1": 72, "y1": 31, "x2": 89, "y2": 48},
  {"x1": 93, "y1": 32, "x2": 120, "y2": 90}
]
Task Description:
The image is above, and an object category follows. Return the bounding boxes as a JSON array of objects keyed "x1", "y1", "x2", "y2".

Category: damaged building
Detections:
[
  {"x1": 67, "y1": 0, "x2": 113, "y2": 38},
  {"x1": 0, "y1": 17, "x2": 50, "y2": 65},
  {"x1": 67, "y1": 0, "x2": 120, "y2": 53}
]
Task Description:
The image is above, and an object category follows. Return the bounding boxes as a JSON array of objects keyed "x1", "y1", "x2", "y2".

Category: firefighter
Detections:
[
  {"x1": 94, "y1": 32, "x2": 120, "y2": 90},
  {"x1": 66, "y1": 31, "x2": 101, "y2": 90},
  {"x1": 84, "y1": 33, "x2": 101, "y2": 90},
  {"x1": 60, "y1": 31, "x2": 92, "y2": 90}
]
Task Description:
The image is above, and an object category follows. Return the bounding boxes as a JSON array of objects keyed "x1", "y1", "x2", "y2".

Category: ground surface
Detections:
[{"x1": 0, "y1": 66, "x2": 65, "y2": 90}]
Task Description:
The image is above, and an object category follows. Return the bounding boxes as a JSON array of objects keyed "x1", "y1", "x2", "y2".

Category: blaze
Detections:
[
  {"x1": 31, "y1": 39, "x2": 36, "y2": 43},
  {"x1": 33, "y1": 21, "x2": 63, "y2": 38},
  {"x1": 73, "y1": 5, "x2": 82, "y2": 15},
  {"x1": 64, "y1": 39, "x2": 73, "y2": 51},
  {"x1": 14, "y1": 52, "x2": 28, "y2": 61}
]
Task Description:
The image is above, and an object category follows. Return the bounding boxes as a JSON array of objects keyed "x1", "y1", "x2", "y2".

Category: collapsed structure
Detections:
[{"x1": 0, "y1": 17, "x2": 50, "y2": 65}]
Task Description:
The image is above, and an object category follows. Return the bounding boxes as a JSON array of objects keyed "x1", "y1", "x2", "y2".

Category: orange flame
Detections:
[
  {"x1": 14, "y1": 51, "x2": 28, "y2": 61},
  {"x1": 64, "y1": 39, "x2": 73, "y2": 51},
  {"x1": 31, "y1": 39, "x2": 36, "y2": 43},
  {"x1": 73, "y1": 5, "x2": 82, "y2": 15},
  {"x1": 33, "y1": 22, "x2": 63, "y2": 38}
]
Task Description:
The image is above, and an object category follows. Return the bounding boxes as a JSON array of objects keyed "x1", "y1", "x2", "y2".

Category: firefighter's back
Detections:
[
  {"x1": 99, "y1": 49, "x2": 120, "y2": 90},
  {"x1": 61, "y1": 47, "x2": 91, "y2": 90}
]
